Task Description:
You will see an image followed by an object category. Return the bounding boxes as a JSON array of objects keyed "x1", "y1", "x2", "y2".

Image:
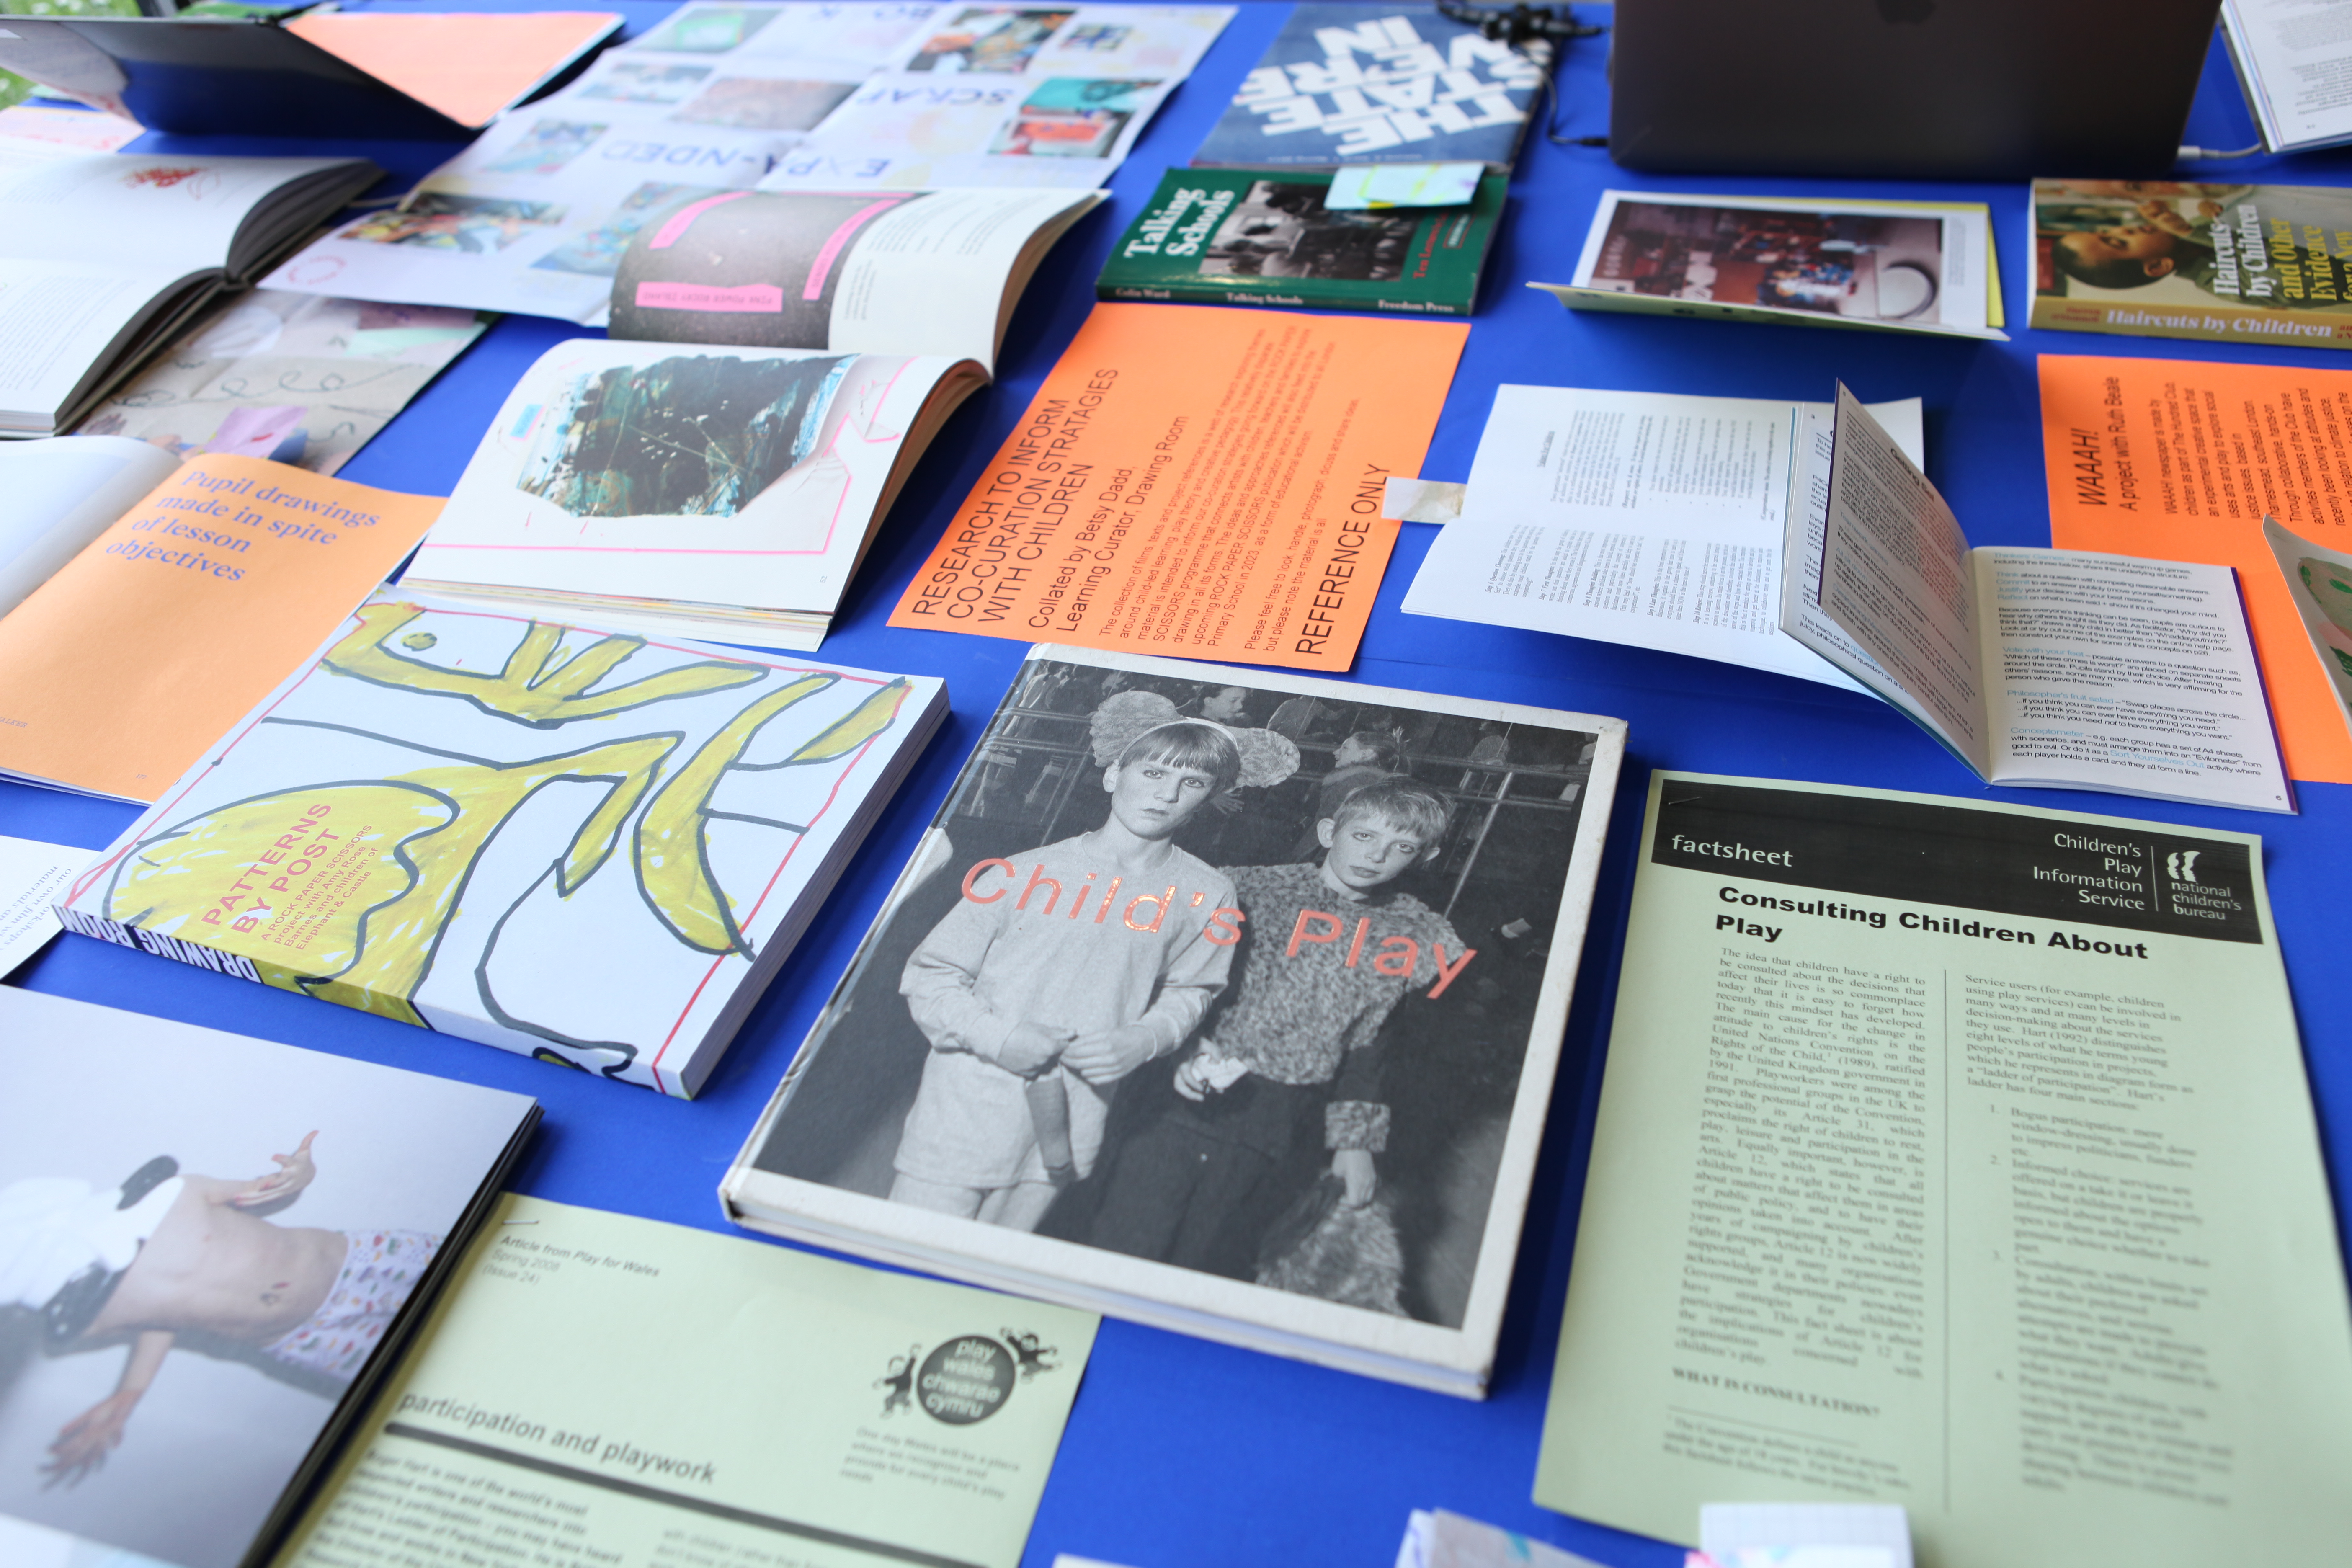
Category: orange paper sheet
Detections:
[
  {"x1": 0, "y1": 455, "x2": 442, "y2": 801},
  {"x1": 892, "y1": 303, "x2": 1469, "y2": 670},
  {"x1": 287, "y1": 12, "x2": 619, "y2": 129},
  {"x1": 2041, "y1": 354, "x2": 2352, "y2": 784}
]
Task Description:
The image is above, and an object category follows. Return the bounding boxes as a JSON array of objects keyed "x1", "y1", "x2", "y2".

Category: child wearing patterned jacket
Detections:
[{"x1": 1088, "y1": 777, "x2": 1473, "y2": 1281}]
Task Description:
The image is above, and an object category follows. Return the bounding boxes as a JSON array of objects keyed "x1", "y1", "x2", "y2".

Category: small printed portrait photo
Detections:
[
  {"x1": 482, "y1": 119, "x2": 608, "y2": 177},
  {"x1": 749, "y1": 662, "x2": 1603, "y2": 1328},
  {"x1": 1591, "y1": 202, "x2": 1944, "y2": 323},
  {"x1": 0, "y1": 1044, "x2": 521, "y2": 1568},
  {"x1": 340, "y1": 192, "x2": 565, "y2": 254},
  {"x1": 988, "y1": 77, "x2": 1156, "y2": 158},
  {"x1": 578, "y1": 60, "x2": 716, "y2": 104},
  {"x1": 633, "y1": 4, "x2": 780, "y2": 54},
  {"x1": 1198, "y1": 179, "x2": 1421, "y2": 282},
  {"x1": 669, "y1": 76, "x2": 858, "y2": 132},
  {"x1": 905, "y1": 7, "x2": 1076, "y2": 73}
]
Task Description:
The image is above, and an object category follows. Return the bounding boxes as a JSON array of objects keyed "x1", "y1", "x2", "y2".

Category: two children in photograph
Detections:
[{"x1": 886, "y1": 684, "x2": 1476, "y2": 1312}]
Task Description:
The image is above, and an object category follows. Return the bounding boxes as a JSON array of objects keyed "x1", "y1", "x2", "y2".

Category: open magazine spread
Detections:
[
  {"x1": 0, "y1": 987, "x2": 537, "y2": 1568},
  {"x1": 724, "y1": 645, "x2": 1624, "y2": 1396},
  {"x1": 406, "y1": 338, "x2": 985, "y2": 646},
  {"x1": 56, "y1": 590, "x2": 948, "y2": 1097},
  {"x1": 277, "y1": 1196, "x2": 1095, "y2": 1568},
  {"x1": 0, "y1": 150, "x2": 381, "y2": 432},
  {"x1": 1537, "y1": 772, "x2": 2352, "y2": 1568},
  {"x1": 262, "y1": 2, "x2": 1225, "y2": 319},
  {"x1": 607, "y1": 185, "x2": 1102, "y2": 369}
]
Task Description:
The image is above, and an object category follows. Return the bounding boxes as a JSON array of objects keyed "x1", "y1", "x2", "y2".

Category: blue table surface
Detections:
[{"x1": 8, "y1": 6, "x2": 2349, "y2": 1565}]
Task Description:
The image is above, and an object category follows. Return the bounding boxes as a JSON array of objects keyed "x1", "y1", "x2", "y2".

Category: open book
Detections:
[
  {"x1": 0, "y1": 150, "x2": 380, "y2": 435},
  {"x1": 402, "y1": 339, "x2": 987, "y2": 647},
  {"x1": 1787, "y1": 386, "x2": 2292, "y2": 813},
  {"x1": 606, "y1": 186, "x2": 1102, "y2": 371}
]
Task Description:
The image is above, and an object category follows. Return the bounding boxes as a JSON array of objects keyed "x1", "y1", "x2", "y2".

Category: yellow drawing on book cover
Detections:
[{"x1": 96, "y1": 598, "x2": 913, "y2": 1088}]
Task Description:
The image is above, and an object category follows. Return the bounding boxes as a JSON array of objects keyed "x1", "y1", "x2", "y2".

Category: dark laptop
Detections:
[{"x1": 1608, "y1": 0, "x2": 2225, "y2": 181}]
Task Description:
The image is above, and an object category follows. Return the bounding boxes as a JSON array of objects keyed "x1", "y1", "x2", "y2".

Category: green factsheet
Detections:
[
  {"x1": 1536, "y1": 773, "x2": 2352, "y2": 1567},
  {"x1": 277, "y1": 1195, "x2": 1096, "y2": 1568}
]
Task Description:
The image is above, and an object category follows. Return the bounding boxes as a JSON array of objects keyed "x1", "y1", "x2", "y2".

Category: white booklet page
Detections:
[{"x1": 1401, "y1": 384, "x2": 1921, "y2": 690}]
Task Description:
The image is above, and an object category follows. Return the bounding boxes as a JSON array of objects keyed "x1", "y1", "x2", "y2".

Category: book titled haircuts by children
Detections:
[
  {"x1": 723, "y1": 644, "x2": 1626, "y2": 1396},
  {"x1": 0, "y1": 986, "x2": 538, "y2": 1568},
  {"x1": 55, "y1": 589, "x2": 947, "y2": 1097},
  {"x1": 2031, "y1": 178, "x2": 2352, "y2": 345}
]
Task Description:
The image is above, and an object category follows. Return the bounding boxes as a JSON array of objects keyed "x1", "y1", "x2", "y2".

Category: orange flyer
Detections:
[
  {"x1": 0, "y1": 455, "x2": 442, "y2": 802},
  {"x1": 286, "y1": 12, "x2": 620, "y2": 129},
  {"x1": 2040, "y1": 354, "x2": 2352, "y2": 784},
  {"x1": 891, "y1": 303, "x2": 1469, "y2": 670}
]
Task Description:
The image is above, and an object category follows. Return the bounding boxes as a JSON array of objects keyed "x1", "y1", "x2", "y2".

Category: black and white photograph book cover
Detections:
[
  {"x1": 723, "y1": 644, "x2": 1625, "y2": 1394},
  {"x1": 0, "y1": 988, "x2": 536, "y2": 1568}
]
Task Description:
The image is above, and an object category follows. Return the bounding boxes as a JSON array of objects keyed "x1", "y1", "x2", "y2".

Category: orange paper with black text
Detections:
[
  {"x1": 0, "y1": 455, "x2": 442, "y2": 801},
  {"x1": 2040, "y1": 354, "x2": 2352, "y2": 784},
  {"x1": 891, "y1": 303, "x2": 1468, "y2": 670}
]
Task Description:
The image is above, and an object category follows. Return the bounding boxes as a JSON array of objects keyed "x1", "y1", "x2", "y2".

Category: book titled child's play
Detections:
[
  {"x1": 2030, "y1": 178, "x2": 2352, "y2": 346},
  {"x1": 723, "y1": 644, "x2": 1626, "y2": 1397},
  {"x1": 55, "y1": 589, "x2": 947, "y2": 1098},
  {"x1": 1095, "y1": 165, "x2": 1506, "y2": 315},
  {"x1": 1188, "y1": 4, "x2": 1545, "y2": 172}
]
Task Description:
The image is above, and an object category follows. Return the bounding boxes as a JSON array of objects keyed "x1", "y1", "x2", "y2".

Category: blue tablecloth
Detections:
[{"x1": 5, "y1": 6, "x2": 2346, "y2": 1565}]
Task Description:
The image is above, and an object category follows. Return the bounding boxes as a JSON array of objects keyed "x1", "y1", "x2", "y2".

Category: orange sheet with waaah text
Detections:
[
  {"x1": 892, "y1": 303, "x2": 1469, "y2": 671},
  {"x1": 2041, "y1": 354, "x2": 2352, "y2": 784}
]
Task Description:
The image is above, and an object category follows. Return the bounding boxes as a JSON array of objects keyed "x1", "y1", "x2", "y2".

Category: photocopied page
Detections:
[
  {"x1": 276, "y1": 1194, "x2": 1098, "y2": 1568},
  {"x1": 1797, "y1": 384, "x2": 1992, "y2": 774},
  {"x1": 1537, "y1": 772, "x2": 2352, "y2": 1568},
  {"x1": 1402, "y1": 385, "x2": 1922, "y2": 690},
  {"x1": 1974, "y1": 549, "x2": 2292, "y2": 812}
]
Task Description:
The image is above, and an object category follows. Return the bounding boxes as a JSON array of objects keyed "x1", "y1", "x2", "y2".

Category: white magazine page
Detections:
[
  {"x1": 0, "y1": 832, "x2": 78, "y2": 978},
  {"x1": 818, "y1": 186, "x2": 1094, "y2": 361},
  {"x1": 877, "y1": 4, "x2": 1233, "y2": 79},
  {"x1": 0, "y1": 153, "x2": 343, "y2": 269},
  {"x1": 1976, "y1": 549, "x2": 2292, "y2": 812},
  {"x1": 2223, "y1": 0, "x2": 2352, "y2": 152},
  {"x1": 609, "y1": 186, "x2": 1097, "y2": 369},
  {"x1": 0, "y1": 433, "x2": 177, "y2": 613},
  {"x1": 1402, "y1": 385, "x2": 1919, "y2": 690},
  {"x1": 1781, "y1": 399, "x2": 1913, "y2": 698},
  {"x1": 1802, "y1": 384, "x2": 1992, "y2": 774},
  {"x1": 1564, "y1": 189, "x2": 1995, "y2": 335},
  {"x1": 761, "y1": 71, "x2": 1172, "y2": 189},
  {"x1": 263, "y1": 70, "x2": 811, "y2": 322},
  {"x1": 0, "y1": 258, "x2": 199, "y2": 426},
  {"x1": 409, "y1": 339, "x2": 957, "y2": 622}
]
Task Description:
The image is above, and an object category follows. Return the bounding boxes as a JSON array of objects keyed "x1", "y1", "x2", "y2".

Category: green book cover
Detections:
[{"x1": 1095, "y1": 166, "x2": 1506, "y2": 317}]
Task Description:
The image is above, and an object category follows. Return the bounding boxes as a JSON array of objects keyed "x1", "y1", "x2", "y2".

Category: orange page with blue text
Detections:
[
  {"x1": 891, "y1": 303, "x2": 1468, "y2": 671},
  {"x1": 0, "y1": 454, "x2": 440, "y2": 801}
]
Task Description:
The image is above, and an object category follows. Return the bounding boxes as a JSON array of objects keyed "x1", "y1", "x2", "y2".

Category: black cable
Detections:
[{"x1": 1431, "y1": 0, "x2": 1607, "y2": 149}]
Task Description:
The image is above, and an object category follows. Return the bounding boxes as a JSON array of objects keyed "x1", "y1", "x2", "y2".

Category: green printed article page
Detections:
[
  {"x1": 1534, "y1": 773, "x2": 2352, "y2": 1567},
  {"x1": 276, "y1": 1195, "x2": 1098, "y2": 1568}
]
